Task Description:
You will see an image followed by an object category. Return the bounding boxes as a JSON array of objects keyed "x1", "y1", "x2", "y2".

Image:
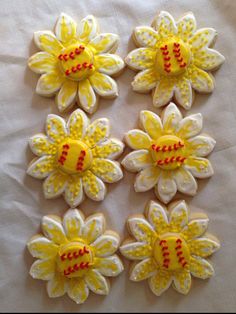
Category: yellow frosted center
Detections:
[
  {"x1": 57, "y1": 241, "x2": 93, "y2": 278},
  {"x1": 154, "y1": 234, "x2": 190, "y2": 271},
  {"x1": 151, "y1": 135, "x2": 186, "y2": 170},
  {"x1": 155, "y1": 38, "x2": 191, "y2": 76},
  {"x1": 58, "y1": 44, "x2": 95, "y2": 81},
  {"x1": 57, "y1": 139, "x2": 93, "y2": 175}
]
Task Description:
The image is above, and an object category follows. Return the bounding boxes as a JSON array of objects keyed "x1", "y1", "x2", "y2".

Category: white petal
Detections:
[
  {"x1": 156, "y1": 174, "x2": 177, "y2": 204},
  {"x1": 29, "y1": 134, "x2": 54, "y2": 157},
  {"x1": 89, "y1": 72, "x2": 118, "y2": 97},
  {"x1": 125, "y1": 129, "x2": 152, "y2": 150},
  {"x1": 29, "y1": 259, "x2": 55, "y2": 280},
  {"x1": 182, "y1": 218, "x2": 209, "y2": 239},
  {"x1": 92, "y1": 138, "x2": 124, "y2": 160},
  {"x1": 153, "y1": 11, "x2": 177, "y2": 37},
  {"x1": 139, "y1": 110, "x2": 163, "y2": 139},
  {"x1": 174, "y1": 168, "x2": 198, "y2": 196},
  {"x1": 132, "y1": 69, "x2": 157, "y2": 92},
  {"x1": 46, "y1": 114, "x2": 67, "y2": 143},
  {"x1": 47, "y1": 273, "x2": 67, "y2": 298},
  {"x1": 89, "y1": 33, "x2": 119, "y2": 53},
  {"x1": 177, "y1": 113, "x2": 203, "y2": 139},
  {"x1": 125, "y1": 48, "x2": 155, "y2": 70},
  {"x1": 120, "y1": 242, "x2": 152, "y2": 260},
  {"x1": 55, "y1": 13, "x2": 77, "y2": 43},
  {"x1": 62, "y1": 209, "x2": 84, "y2": 239},
  {"x1": 162, "y1": 102, "x2": 183, "y2": 133},
  {"x1": 91, "y1": 159, "x2": 123, "y2": 183},
  {"x1": 190, "y1": 28, "x2": 217, "y2": 50},
  {"x1": 95, "y1": 255, "x2": 124, "y2": 277},
  {"x1": 85, "y1": 269, "x2": 110, "y2": 295},
  {"x1": 95, "y1": 54, "x2": 124, "y2": 75},
  {"x1": 78, "y1": 79, "x2": 97, "y2": 114},
  {"x1": 128, "y1": 217, "x2": 155, "y2": 243},
  {"x1": 122, "y1": 150, "x2": 153, "y2": 172},
  {"x1": 28, "y1": 52, "x2": 57, "y2": 74},
  {"x1": 91, "y1": 233, "x2": 120, "y2": 257},
  {"x1": 77, "y1": 15, "x2": 98, "y2": 42},
  {"x1": 56, "y1": 80, "x2": 77, "y2": 112},
  {"x1": 130, "y1": 258, "x2": 157, "y2": 281},
  {"x1": 169, "y1": 200, "x2": 189, "y2": 230},
  {"x1": 133, "y1": 26, "x2": 158, "y2": 47},
  {"x1": 184, "y1": 157, "x2": 214, "y2": 178},
  {"x1": 67, "y1": 278, "x2": 89, "y2": 304},
  {"x1": 82, "y1": 171, "x2": 106, "y2": 202},
  {"x1": 42, "y1": 215, "x2": 67, "y2": 244},
  {"x1": 27, "y1": 235, "x2": 58, "y2": 259},
  {"x1": 64, "y1": 177, "x2": 84, "y2": 208},
  {"x1": 146, "y1": 200, "x2": 168, "y2": 233},
  {"x1": 67, "y1": 108, "x2": 89, "y2": 140},
  {"x1": 153, "y1": 79, "x2": 175, "y2": 108},
  {"x1": 27, "y1": 156, "x2": 55, "y2": 179},
  {"x1": 175, "y1": 79, "x2": 193, "y2": 110},
  {"x1": 84, "y1": 118, "x2": 110, "y2": 146},
  {"x1": 189, "y1": 237, "x2": 220, "y2": 258},
  {"x1": 194, "y1": 48, "x2": 225, "y2": 71},
  {"x1": 187, "y1": 135, "x2": 216, "y2": 157},
  {"x1": 43, "y1": 171, "x2": 68, "y2": 199},
  {"x1": 36, "y1": 71, "x2": 64, "y2": 96},
  {"x1": 134, "y1": 166, "x2": 160, "y2": 192},
  {"x1": 190, "y1": 256, "x2": 215, "y2": 279},
  {"x1": 173, "y1": 271, "x2": 191, "y2": 295},
  {"x1": 177, "y1": 12, "x2": 197, "y2": 40},
  {"x1": 148, "y1": 271, "x2": 172, "y2": 296},
  {"x1": 34, "y1": 30, "x2": 63, "y2": 56},
  {"x1": 82, "y1": 213, "x2": 105, "y2": 244}
]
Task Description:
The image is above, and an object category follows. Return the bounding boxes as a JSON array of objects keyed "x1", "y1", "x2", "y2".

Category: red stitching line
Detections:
[
  {"x1": 63, "y1": 262, "x2": 90, "y2": 276},
  {"x1": 160, "y1": 240, "x2": 170, "y2": 269},
  {"x1": 151, "y1": 141, "x2": 184, "y2": 153},
  {"x1": 76, "y1": 150, "x2": 86, "y2": 172},
  {"x1": 175, "y1": 239, "x2": 187, "y2": 268},
  {"x1": 60, "y1": 246, "x2": 90, "y2": 262},
  {"x1": 157, "y1": 156, "x2": 186, "y2": 166},
  {"x1": 58, "y1": 144, "x2": 70, "y2": 165}
]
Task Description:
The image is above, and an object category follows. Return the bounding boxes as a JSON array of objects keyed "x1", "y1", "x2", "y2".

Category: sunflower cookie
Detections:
[
  {"x1": 27, "y1": 109, "x2": 124, "y2": 207},
  {"x1": 27, "y1": 208, "x2": 123, "y2": 303},
  {"x1": 126, "y1": 11, "x2": 225, "y2": 109},
  {"x1": 28, "y1": 13, "x2": 125, "y2": 113},
  {"x1": 122, "y1": 103, "x2": 215, "y2": 203},
  {"x1": 120, "y1": 200, "x2": 220, "y2": 296}
]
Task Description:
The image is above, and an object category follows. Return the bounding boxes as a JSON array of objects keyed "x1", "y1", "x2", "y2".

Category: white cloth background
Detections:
[{"x1": 0, "y1": 0, "x2": 236, "y2": 312}]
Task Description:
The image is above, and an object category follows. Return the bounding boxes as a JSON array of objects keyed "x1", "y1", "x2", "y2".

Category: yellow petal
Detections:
[
  {"x1": 29, "y1": 134, "x2": 55, "y2": 157},
  {"x1": 189, "y1": 238, "x2": 220, "y2": 258},
  {"x1": 82, "y1": 213, "x2": 105, "y2": 244},
  {"x1": 132, "y1": 69, "x2": 157, "y2": 92},
  {"x1": 89, "y1": 72, "x2": 118, "y2": 97},
  {"x1": 162, "y1": 102, "x2": 183, "y2": 133},
  {"x1": 56, "y1": 80, "x2": 77, "y2": 112},
  {"x1": 42, "y1": 215, "x2": 67, "y2": 244},
  {"x1": 177, "y1": 113, "x2": 202, "y2": 139},
  {"x1": 64, "y1": 176, "x2": 84, "y2": 207},
  {"x1": 28, "y1": 52, "x2": 57, "y2": 74},
  {"x1": 194, "y1": 48, "x2": 225, "y2": 71},
  {"x1": 120, "y1": 242, "x2": 152, "y2": 260},
  {"x1": 95, "y1": 255, "x2": 124, "y2": 277},
  {"x1": 78, "y1": 79, "x2": 97, "y2": 114},
  {"x1": 85, "y1": 269, "x2": 110, "y2": 295},
  {"x1": 36, "y1": 70, "x2": 64, "y2": 96},
  {"x1": 62, "y1": 209, "x2": 84, "y2": 240},
  {"x1": 188, "y1": 65, "x2": 214, "y2": 92},
  {"x1": 125, "y1": 48, "x2": 155, "y2": 70},
  {"x1": 182, "y1": 219, "x2": 209, "y2": 239},
  {"x1": 175, "y1": 78, "x2": 193, "y2": 110},
  {"x1": 128, "y1": 217, "x2": 156, "y2": 243},
  {"x1": 173, "y1": 270, "x2": 191, "y2": 295},
  {"x1": 77, "y1": 15, "x2": 98, "y2": 43},
  {"x1": 34, "y1": 30, "x2": 63, "y2": 56},
  {"x1": 91, "y1": 158, "x2": 123, "y2": 183},
  {"x1": 134, "y1": 166, "x2": 160, "y2": 192},
  {"x1": 67, "y1": 278, "x2": 89, "y2": 304},
  {"x1": 174, "y1": 167, "x2": 198, "y2": 196},
  {"x1": 184, "y1": 157, "x2": 214, "y2": 178},
  {"x1": 130, "y1": 258, "x2": 157, "y2": 281},
  {"x1": 82, "y1": 170, "x2": 106, "y2": 201},
  {"x1": 91, "y1": 138, "x2": 124, "y2": 160},
  {"x1": 27, "y1": 156, "x2": 55, "y2": 179},
  {"x1": 122, "y1": 150, "x2": 153, "y2": 172},
  {"x1": 47, "y1": 272, "x2": 67, "y2": 298},
  {"x1": 27, "y1": 235, "x2": 58, "y2": 259},
  {"x1": 55, "y1": 13, "x2": 77, "y2": 43},
  {"x1": 89, "y1": 33, "x2": 119, "y2": 53},
  {"x1": 146, "y1": 200, "x2": 168, "y2": 234},
  {"x1": 156, "y1": 173, "x2": 177, "y2": 204},
  {"x1": 187, "y1": 135, "x2": 216, "y2": 157},
  {"x1": 95, "y1": 53, "x2": 124, "y2": 75},
  {"x1": 43, "y1": 171, "x2": 68, "y2": 199},
  {"x1": 133, "y1": 26, "x2": 159, "y2": 47},
  {"x1": 153, "y1": 11, "x2": 177, "y2": 37},
  {"x1": 67, "y1": 108, "x2": 89, "y2": 140},
  {"x1": 153, "y1": 79, "x2": 175, "y2": 108},
  {"x1": 84, "y1": 118, "x2": 110, "y2": 147},
  {"x1": 190, "y1": 256, "x2": 214, "y2": 279},
  {"x1": 30, "y1": 259, "x2": 55, "y2": 280},
  {"x1": 148, "y1": 271, "x2": 172, "y2": 296},
  {"x1": 177, "y1": 12, "x2": 196, "y2": 41},
  {"x1": 189, "y1": 28, "x2": 217, "y2": 50},
  {"x1": 140, "y1": 110, "x2": 163, "y2": 139},
  {"x1": 46, "y1": 114, "x2": 67, "y2": 143},
  {"x1": 125, "y1": 129, "x2": 152, "y2": 150},
  {"x1": 169, "y1": 200, "x2": 189, "y2": 232},
  {"x1": 91, "y1": 233, "x2": 120, "y2": 257}
]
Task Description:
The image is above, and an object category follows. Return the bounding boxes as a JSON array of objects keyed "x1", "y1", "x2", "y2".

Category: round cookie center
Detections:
[
  {"x1": 151, "y1": 135, "x2": 186, "y2": 170},
  {"x1": 58, "y1": 44, "x2": 95, "y2": 81},
  {"x1": 57, "y1": 139, "x2": 93, "y2": 175},
  {"x1": 154, "y1": 235, "x2": 190, "y2": 271},
  {"x1": 155, "y1": 38, "x2": 191, "y2": 76},
  {"x1": 57, "y1": 242, "x2": 93, "y2": 278}
]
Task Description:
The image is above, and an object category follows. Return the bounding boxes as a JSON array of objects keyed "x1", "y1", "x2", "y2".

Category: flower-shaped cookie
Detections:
[
  {"x1": 27, "y1": 109, "x2": 124, "y2": 207},
  {"x1": 27, "y1": 209, "x2": 123, "y2": 303},
  {"x1": 126, "y1": 11, "x2": 225, "y2": 109},
  {"x1": 28, "y1": 13, "x2": 124, "y2": 113},
  {"x1": 122, "y1": 103, "x2": 215, "y2": 203},
  {"x1": 120, "y1": 200, "x2": 220, "y2": 296}
]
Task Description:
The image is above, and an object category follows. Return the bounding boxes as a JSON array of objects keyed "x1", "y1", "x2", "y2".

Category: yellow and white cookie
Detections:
[
  {"x1": 122, "y1": 103, "x2": 215, "y2": 203},
  {"x1": 27, "y1": 109, "x2": 124, "y2": 206},
  {"x1": 28, "y1": 13, "x2": 125, "y2": 113},
  {"x1": 120, "y1": 200, "x2": 220, "y2": 296},
  {"x1": 27, "y1": 208, "x2": 123, "y2": 304},
  {"x1": 126, "y1": 11, "x2": 225, "y2": 109}
]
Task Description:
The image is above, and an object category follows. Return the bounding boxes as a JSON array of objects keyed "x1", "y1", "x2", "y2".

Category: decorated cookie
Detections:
[
  {"x1": 27, "y1": 109, "x2": 124, "y2": 206},
  {"x1": 28, "y1": 13, "x2": 125, "y2": 113},
  {"x1": 27, "y1": 208, "x2": 123, "y2": 303},
  {"x1": 122, "y1": 103, "x2": 215, "y2": 203},
  {"x1": 120, "y1": 200, "x2": 220, "y2": 296},
  {"x1": 126, "y1": 11, "x2": 225, "y2": 109}
]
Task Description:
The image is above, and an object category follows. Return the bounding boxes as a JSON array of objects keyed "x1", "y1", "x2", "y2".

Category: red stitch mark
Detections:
[
  {"x1": 74, "y1": 263, "x2": 79, "y2": 271},
  {"x1": 165, "y1": 68, "x2": 171, "y2": 73},
  {"x1": 177, "y1": 251, "x2": 183, "y2": 257},
  {"x1": 162, "y1": 145, "x2": 168, "y2": 152},
  {"x1": 177, "y1": 57, "x2": 183, "y2": 62},
  {"x1": 64, "y1": 269, "x2": 70, "y2": 276},
  {"x1": 68, "y1": 266, "x2": 74, "y2": 273},
  {"x1": 179, "y1": 257, "x2": 185, "y2": 263},
  {"x1": 84, "y1": 246, "x2": 90, "y2": 254},
  {"x1": 63, "y1": 144, "x2": 70, "y2": 150},
  {"x1": 180, "y1": 62, "x2": 187, "y2": 68},
  {"x1": 76, "y1": 64, "x2": 82, "y2": 70},
  {"x1": 81, "y1": 150, "x2": 86, "y2": 156},
  {"x1": 71, "y1": 66, "x2": 77, "y2": 73},
  {"x1": 163, "y1": 252, "x2": 170, "y2": 257},
  {"x1": 79, "y1": 45, "x2": 85, "y2": 50},
  {"x1": 89, "y1": 63, "x2": 93, "y2": 69},
  {"x1": 164, "y1": 56, "x2": 171, "y2": 61},
  {"x1": 164, "y1": 62, "x2": 171, "y2": 68},
  {"x1": 173, "y1": 48, "x2": 180, "y2": 53},
  {"x1": 175, "y1": 53, "x2": 181, "y2": 58},
  {"x1": 83, "y1": 62, "x2": 88, "y2": 68},
  {"x1": 157, "y1": 160, "x2": 164, "y2": 166},
  {"x1": 160, "y1": 45, "x2": 168, "y2": 50},
  {"x1": 163, "y1": 264, "x2": 169, "y2": 269},
  {"x1": 75, "y1": 48, "x2": 81, "y2": 55},
  {"x1": 65, "y1": 69, "x2": 71, "y2": 76},
  {"x1": 163, "y1": 51, "x2": 169, "y2": 56},
  {"x1": 170, "y1": 156, "x2": 175, "y2": 163},
  {"x1": 63, "y1": 54, "x2": 69, "y2": 61},
  {"x1": 73, "y1": 251, "x2": 80, "y2": 259},
  {"x1": 69, "y1": 51, "x2": 75, "y2": 59},
  {"x1": 162, "y1": 246, "x2": 168, "y2": 251},
  {"x1": 58, "y1": 54, "x2": 64, "y2": 60},
  {"x1": 67, "y1": 252, "x2": 73, "y2": 261},
  {"x1": 178, "y1": 141, "x2": 184, "y2": 148},
  {"x1": 159, "y1": 240, "x2": 167, "y2": 246},
  {"x1": 175, "y1": 245, "x2": 182, "y2": 250},
  {"x1": 182, "y1": 262, "x2": 187, "y2": 268},
  {"x1": 151, "y1": 144, "x2": 156, "y2": 150},
  {"x1": 164, "y1": 157, "x2": 170, "y2": 164},
  {"x1": 60, "y1": 253, "x2": 67, "y2": 261},
  {"x1": 168, "y1": 145, "x2": 172, "y2": 152}
]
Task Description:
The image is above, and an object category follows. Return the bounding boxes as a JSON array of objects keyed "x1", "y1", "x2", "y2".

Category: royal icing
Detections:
[
  {"x1": 27, "y1": 109, "x2": 124, "y2": 207},
  {"x1": 120, "y1": 200, "x2": 220, "y2": 296},
  {"x1": 28, "y1": 13, "x2": 124, "y2": 113},
  {"x1": 27, "y1": 209, "x2": 123, "y2": 303},
  {"x1": 122, "y1": 103, "x2": 215, "y2": 203},
  {"x1": 126, "y1": 11, "x2": 225, "y2": 109}
]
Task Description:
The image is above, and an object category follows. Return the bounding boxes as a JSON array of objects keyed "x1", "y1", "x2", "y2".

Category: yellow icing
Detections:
[
  {"x1": 155, "y1": 38, "x2": 191, "y2": 77},
  {"x1": 153, "y1": 234, "x2": 190, "y2": 271},
  {"x1": 89, "y1": 72, "x2": 114, "y2": 92},
  {"x1": 79, "y1": 79, "x2": 95, "y2": 109},
  {"x1": 57, "y1": 241, "x2": 93, "y2": 278},
  {"x1": 82, "y1": 171, "x2": 100, "y2": 196},
  {"x1": 58, "y1": 44, "x2": 95, "y2": 81},
  {"x1": 57, "y1": 139, "x2": 93, "y2": 175},
  {"x1": 91, "y1": 159, "x2": 117, "y2": 183}
]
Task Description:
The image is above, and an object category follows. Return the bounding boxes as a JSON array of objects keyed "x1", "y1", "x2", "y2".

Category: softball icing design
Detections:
[
  {"x1": 27, "y1": 109, "x2": 124, "y2": 207},
  {"x1": 27, "y1": 209, "x2": 123, "y2": 304},
  {"x1": 126, "y1": 11, "x2": 225, "y2": 109},
  {"x1": 120, "y1": 200, "x2": 220, "y2": 296},
  {"x1": 28, "y1": 13, "x2": 124, "y2": 113},
  {"x1": 122, "y1": 103, "x2": 215, "y2": 203}
]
